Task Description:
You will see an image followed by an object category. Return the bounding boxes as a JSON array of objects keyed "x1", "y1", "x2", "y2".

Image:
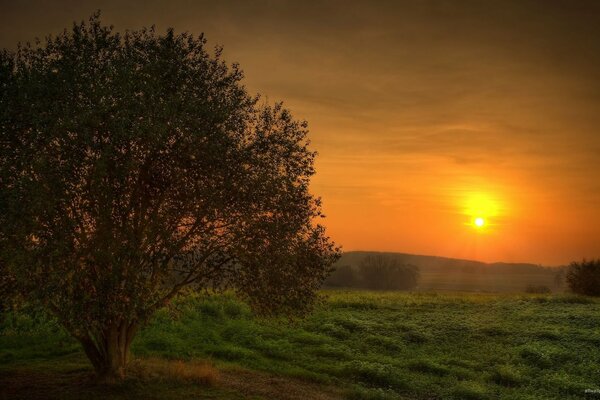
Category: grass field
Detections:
[{"x1": 1, "y1": 291, "x2": 599, "y2": 399}]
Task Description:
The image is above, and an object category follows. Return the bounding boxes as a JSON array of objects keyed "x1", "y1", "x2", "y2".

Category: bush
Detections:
[
  {"x1": 566, "y1": 259, "x2": 600, "y2": 296},
  {"x1": 525, "y1": 284, "x2": 551, "y2": 294}
]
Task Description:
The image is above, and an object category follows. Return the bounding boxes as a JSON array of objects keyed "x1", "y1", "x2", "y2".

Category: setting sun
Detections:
[{"x1": 462, "y1": 192, "x2": 501, "y2": 232}]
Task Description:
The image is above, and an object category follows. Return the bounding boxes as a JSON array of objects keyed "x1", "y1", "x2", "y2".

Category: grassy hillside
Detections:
[
  {"x1": 2, "y1": 291, "x2": 598, "y2": 399},
  {"x1": 334, "y1": 251, "x2": 564, "y2": 292}
]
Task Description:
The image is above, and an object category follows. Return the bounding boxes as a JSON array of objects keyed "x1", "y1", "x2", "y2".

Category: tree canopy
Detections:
[{"x1": 0, "y1": 13, "x2": 339, "y2": 381}]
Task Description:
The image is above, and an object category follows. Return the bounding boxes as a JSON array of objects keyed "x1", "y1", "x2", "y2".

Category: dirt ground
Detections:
[{"x1": 0, "y1": 362, "x2": 345, "y2": 400}]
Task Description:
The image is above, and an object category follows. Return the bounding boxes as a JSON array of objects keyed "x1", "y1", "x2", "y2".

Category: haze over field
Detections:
[
  {"x1": 2, "y1": 0, "x2": 599, "y2": 265},
  {"x1": 333, "y1": 251, "x2": 561, "y2": 293}
]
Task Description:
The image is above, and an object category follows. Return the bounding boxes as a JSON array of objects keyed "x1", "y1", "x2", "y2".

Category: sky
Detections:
[{"x1": 1, "y1": 0, "x2": 599, "y2": 265}]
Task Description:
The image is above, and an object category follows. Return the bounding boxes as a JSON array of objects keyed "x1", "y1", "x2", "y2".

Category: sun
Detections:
[
  {"x1": 462, "y1": 192, "x2": 502, "y2": 231},
  {"x1": 474, "y1": 217, "x2": 485, "y2": 228}
]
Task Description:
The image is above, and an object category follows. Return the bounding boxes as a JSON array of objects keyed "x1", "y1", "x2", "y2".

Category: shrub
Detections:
[{"x1": 566, "y1": 259, "x2": 600, "y2": 296}]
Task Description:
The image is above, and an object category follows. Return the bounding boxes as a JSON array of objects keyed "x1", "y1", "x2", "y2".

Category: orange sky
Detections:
[{"x1": 2, "y1": 0, "x2": 599, "y2": 265}]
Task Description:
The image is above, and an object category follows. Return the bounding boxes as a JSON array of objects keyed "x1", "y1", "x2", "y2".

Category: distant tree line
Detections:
[
  {"x1": 326, "y1": 256, "x2": 600, "y2": 296},
  {"x1": 325, "y1": 254, "x2": 419, "y2": 290}
]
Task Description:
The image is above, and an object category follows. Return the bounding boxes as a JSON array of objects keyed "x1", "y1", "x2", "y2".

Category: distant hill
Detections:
[{"x1": 329, "y1": 251, "x2": 566, "y2": 293}]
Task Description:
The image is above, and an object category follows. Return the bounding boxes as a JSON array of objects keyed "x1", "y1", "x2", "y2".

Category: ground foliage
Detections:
[{"x1": 2, "y1": 291, "x2": 599, "y2": 400}]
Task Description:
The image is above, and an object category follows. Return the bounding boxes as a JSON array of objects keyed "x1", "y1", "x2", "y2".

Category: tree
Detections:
[
  {"x1": 566, "y1": 259, "x2": 600, "y2": 296},
  {"x1": 0, "y1": 14, "x2": 339, "y2": 382},
  {"x1": 358, "y1": 254, "x2": 419, "y2": 290}
]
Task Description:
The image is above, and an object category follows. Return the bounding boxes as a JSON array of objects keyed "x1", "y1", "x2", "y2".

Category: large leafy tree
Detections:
[{"x1": 0, "y1": 14, "x2": 339, "y2": 381}]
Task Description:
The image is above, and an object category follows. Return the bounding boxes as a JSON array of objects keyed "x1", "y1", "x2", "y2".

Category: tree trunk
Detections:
[{"x1": 79, "y1": 321, "x2": 138, "y2": 383}]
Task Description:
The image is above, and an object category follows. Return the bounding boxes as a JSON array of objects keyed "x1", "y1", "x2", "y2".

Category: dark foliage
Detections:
[
  {"x1": 566, "y1": 259, "x2": 600, "y2": 296},
  {"x1": 0, "y1": 265, "x2": 21, "y2": 316},
  {"x1": 0, "y1": 13, "x2": 339, "y2": 380}
]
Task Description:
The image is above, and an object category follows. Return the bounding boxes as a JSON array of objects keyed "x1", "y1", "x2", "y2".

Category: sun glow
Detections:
[{"x1": 463, "y1": 192, "x2": 502, "y2": 231}]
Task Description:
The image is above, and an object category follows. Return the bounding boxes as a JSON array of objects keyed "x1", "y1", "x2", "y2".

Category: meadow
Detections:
[{"x1": 1, "y1": 291, "x2": 599, "y2": 400}]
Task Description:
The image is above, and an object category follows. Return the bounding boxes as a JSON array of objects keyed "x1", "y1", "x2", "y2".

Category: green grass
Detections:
[{"x1": 2, "y1": 291, "x2": 599, "y2": 399}]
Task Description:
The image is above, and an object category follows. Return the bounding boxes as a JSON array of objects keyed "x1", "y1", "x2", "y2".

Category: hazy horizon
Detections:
[
  {"x1": 2, "y1": 0, "x2": 599, "y2": 265},
  {"x1": 339, "y1": 249, "x2": 562, "y2": 267}
]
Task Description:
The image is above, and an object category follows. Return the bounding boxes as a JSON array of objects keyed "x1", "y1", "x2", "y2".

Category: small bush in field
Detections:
[{"x1": 566, "y1": 259, "x2": 600, "y2": 296}]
